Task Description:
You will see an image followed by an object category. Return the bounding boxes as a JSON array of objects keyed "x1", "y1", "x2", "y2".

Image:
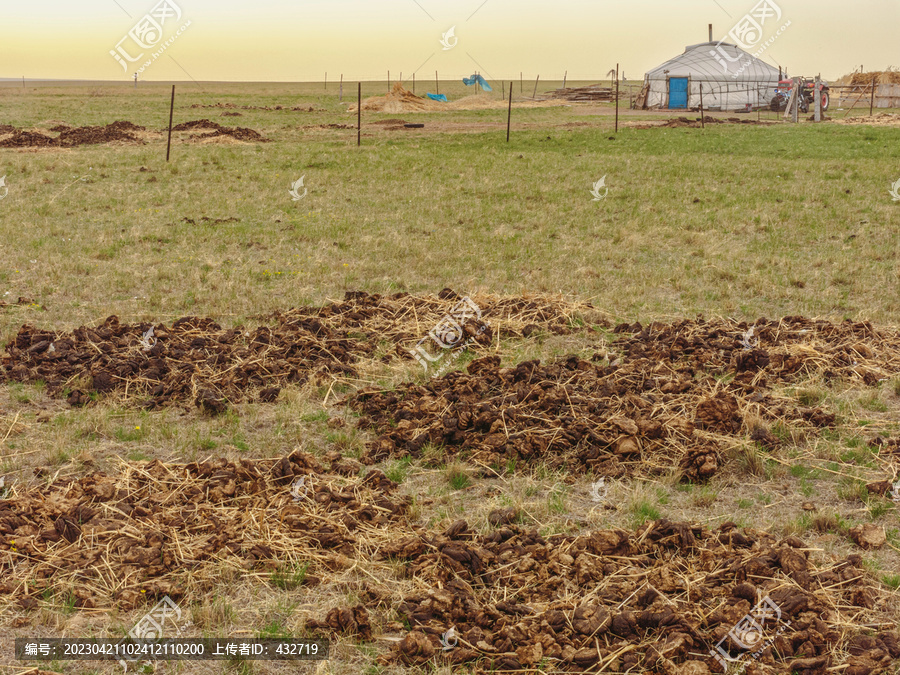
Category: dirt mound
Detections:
[
  {"x1": 360, "y1": 518, "x2": 900, "y2": 673},
  {"x1": 0, "y1": 124, "x2": 18, "y2": 134},
  {"x1": 0, "y1": 291, "x2": 594, "y2": 410},
  {"x1": 345, "y1": 316, "x2": 900, "y2": 480},
  {"x1": 0, "y1": 451, "x2": 409, "y2": 610}
]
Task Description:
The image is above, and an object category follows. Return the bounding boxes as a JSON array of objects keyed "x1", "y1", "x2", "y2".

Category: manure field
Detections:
[{"x1": 1, "y1": 82, "x2": 899, "y2": 675}]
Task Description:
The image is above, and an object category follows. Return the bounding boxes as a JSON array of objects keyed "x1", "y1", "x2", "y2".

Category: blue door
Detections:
[{"x1": 669, "y1": 77, "x2": 688, "y2": 108}]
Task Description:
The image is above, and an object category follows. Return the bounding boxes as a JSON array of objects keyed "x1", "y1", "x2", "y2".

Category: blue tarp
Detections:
[
  {"x1": 462, "y1": 74, "x2": 492, "y2": 92},
  {"x1": 425, "y1": 93, "x2": 447, "y2": 102}
]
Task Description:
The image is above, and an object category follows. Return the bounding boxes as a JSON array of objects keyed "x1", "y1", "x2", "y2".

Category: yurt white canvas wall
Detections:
[{"x1": 642, "y1": 42, "x2": 781, "y2": 110}]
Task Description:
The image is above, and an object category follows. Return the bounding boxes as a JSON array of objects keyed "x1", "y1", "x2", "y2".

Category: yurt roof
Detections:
[{"x1": 645, "y1": 42, "x2": 781, "y2": 82}]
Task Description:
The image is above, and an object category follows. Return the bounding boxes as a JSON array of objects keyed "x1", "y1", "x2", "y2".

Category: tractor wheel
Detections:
[
  {"x1": 799, "y1": 97, "x2": 809, "y2": 114},
  {"x1": 821, "y1": 91, "x2": 830, "y2": 112},
  {"x1": 770, "y1": 96, "x2": 784, "y2": 112}
]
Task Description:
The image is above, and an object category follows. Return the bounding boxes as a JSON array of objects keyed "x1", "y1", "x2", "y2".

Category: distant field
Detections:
[
  {"x1": 1, "y1": 83, "x2": 899, "y2": 675},
  {"x1": 1, "y1": 81, "x2": 899, "y2": 337}
]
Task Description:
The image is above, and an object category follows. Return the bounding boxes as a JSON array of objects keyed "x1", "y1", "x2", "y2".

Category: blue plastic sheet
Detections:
[
  {"x1": 425, "y1": 93, "x2": 447, "y2": 102},
  {"x1": 462, "y1": 74, "x2": 492, "y2": 92}
]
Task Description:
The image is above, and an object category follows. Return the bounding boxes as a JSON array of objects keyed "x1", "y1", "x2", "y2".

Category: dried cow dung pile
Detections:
[
  {"x1": 273, "y1": 288, "x2": 594, "y2": 344},
  {"x1": 0, "y1": 452, "x2": 409, "y2": 610},
  {"x1": 55, "y1": 121, "x2": 145, "y2": 146},
  {"x1": 198, "y1": 126, "x2": 270, "y2": 142},
  {"x1": 188, "y1": 102, "x2": 319, "y2": 112},
  {"x1": 345, "y1": 316, "x2": 900, "y2": 479},
  {"x1": 171, "y1": 119, "x2": 222, "y2": 131},
  {"x1": 0, "y1": 130, "x2": 56, "y2": 148},
  {"x1": 0, "y1": 121, "x2": 144, "y2": 147},
  {"x1": 171, "y1": 118, "x2": 270, "y2": 142},
  {"x1": 358, "y1": 518, "x2": 900, "y2": 674},
  {"x1": 0, "y1": 291, "x2": 595, "y2": 410},
  {"x1": 1, "y1": 314, "x2": 372, "y2": 411}
]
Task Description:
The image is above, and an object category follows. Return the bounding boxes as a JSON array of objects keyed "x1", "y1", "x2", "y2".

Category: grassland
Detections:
[{"x1": 1, "y1": 82, "x2": 899, "y2": 674}]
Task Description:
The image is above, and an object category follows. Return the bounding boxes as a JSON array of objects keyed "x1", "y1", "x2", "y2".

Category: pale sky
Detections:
[{"x1": 1, "y1": 0, "x2": 896, "y2": 83}]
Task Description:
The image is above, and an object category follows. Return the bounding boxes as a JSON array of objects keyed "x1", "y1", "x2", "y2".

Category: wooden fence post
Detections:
[
  {"x1": 166, "y1": 85, "x2": 175, "y2": 162},
  {"x1": 615, "y1": 64, "x2": 619, "y2": 133},
  {"x1": 507, "y1": 82, "x2": 513, "y2": 142},
  {"x1": 870, "y1": 75, "x2": 877, "y2": 115}
]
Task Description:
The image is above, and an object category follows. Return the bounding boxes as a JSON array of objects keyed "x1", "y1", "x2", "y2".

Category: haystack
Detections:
[{"x1": 348, "y1": 83, "x2": 448, "y2": 113}]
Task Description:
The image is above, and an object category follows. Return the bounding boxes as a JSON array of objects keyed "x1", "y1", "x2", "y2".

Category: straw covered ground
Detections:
[{"x1": 3, "y1": 297, "x2": 900, "y2": 674}]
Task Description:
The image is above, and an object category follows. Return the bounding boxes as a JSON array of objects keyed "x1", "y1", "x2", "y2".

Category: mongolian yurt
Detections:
[{"x1": 639, "y1": 42, "x2": 782, "y2": 110}]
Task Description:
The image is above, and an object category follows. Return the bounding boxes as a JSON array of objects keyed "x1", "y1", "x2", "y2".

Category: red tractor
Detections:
[{"x1": 770, "y1": 78, "x2": 830, "y2": 113}]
